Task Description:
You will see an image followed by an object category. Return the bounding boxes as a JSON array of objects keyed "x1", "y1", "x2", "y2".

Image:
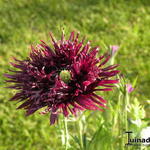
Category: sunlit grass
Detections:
[{"x1": 0, "y1": 0, "x2": 150, "y2": 149}]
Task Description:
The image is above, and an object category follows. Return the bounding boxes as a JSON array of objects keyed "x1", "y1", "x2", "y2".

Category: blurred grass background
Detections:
[{"x1": 0, "y1": 0, "x2": 150, "y2": 150}]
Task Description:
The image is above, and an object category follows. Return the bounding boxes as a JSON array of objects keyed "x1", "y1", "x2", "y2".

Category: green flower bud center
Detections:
[{"x1": 59, "y1": 70, "x2": 71, "y2": 83}]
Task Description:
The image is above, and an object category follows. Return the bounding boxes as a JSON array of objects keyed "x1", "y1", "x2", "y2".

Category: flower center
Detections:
[{"x1": 59, "y1": 70, "x2": 71, "y2": 83}]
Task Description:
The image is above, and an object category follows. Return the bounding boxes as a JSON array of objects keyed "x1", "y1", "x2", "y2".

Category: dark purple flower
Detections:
[
  {"x1": 5, "y1": 32, "x2": 120, "y2": 125},
  {"x1": 126, "y1": 84, "x2": 134, "y2": 93}
]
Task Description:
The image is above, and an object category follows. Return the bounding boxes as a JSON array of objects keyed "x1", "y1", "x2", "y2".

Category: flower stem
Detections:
[
  {"x1": 64, "y1": 117, "x2": 69, "y2": 150},
  {"x1": 79, "y1": 118, "x2": 83, "y2": 149}
]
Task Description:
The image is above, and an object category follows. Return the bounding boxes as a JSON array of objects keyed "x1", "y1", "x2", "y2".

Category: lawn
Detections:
[{"x1": 0, "y1": 0, "x2": 150, "y2": 150}]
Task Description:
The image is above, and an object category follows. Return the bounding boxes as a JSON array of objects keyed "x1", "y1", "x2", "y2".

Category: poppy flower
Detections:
[
  {"x1": 5, "y1": 32, "x2": 120, "y2": 125},
  {"x1": 110, "y1": 45, "x2": 119, "y2": 56},
  {"x1": 126, "y1": 84, "x2": 134, "y2": 93}
]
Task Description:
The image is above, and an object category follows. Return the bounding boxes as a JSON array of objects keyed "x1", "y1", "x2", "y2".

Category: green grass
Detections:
[{"x1": 0, "y1": 0, "x2": 150, "y2": 150}]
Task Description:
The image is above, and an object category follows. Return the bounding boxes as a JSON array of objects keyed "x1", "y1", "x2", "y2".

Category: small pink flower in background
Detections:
[
  {"x1": 126, "y1": 84, "x2": 134, "y2": 93},
  {"x1": 110, "y1": 45, "x2": 119, "y2": 56}
]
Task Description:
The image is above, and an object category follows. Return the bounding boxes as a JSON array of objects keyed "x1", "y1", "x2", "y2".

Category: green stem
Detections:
[
  {"x1": 64, "y1": 117, "x2": 69, "y2": 150},
  {"x1": 125, "y1": 92, "x2": 129, "y2": 150},
  {"x1": 79, "y1": 119, "x2": 83, "y2": 149},
  {"x1": 118, "y1": 93, "x2": 124, "y2": 150}
]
